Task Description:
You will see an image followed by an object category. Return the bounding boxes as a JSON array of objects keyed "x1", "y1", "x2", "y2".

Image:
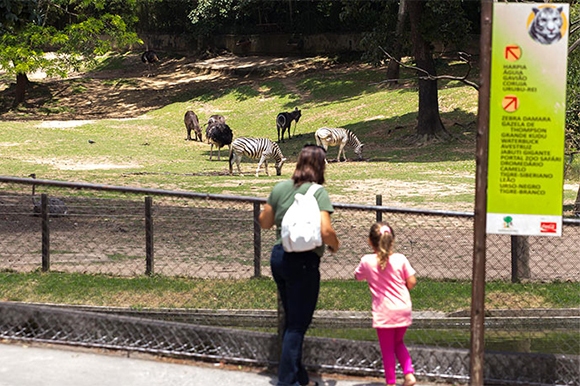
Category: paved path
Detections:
[{"x1": 0, "y1": 342, "x2": 392, "y2": 386}]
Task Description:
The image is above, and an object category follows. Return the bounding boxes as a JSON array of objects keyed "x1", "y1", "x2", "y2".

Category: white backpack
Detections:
[{"x1": 281, "y1": 184, "x2": 323, "y2": 253}]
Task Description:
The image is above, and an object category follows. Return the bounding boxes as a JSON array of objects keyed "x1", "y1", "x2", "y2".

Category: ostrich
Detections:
[
  {"x1": 205, "y1": 114, "x2": 226, "y2": 139},
  {"x1": 141, "y1": 50, "x2": 159, "y2": 77},
  {"x1": 206, "y1": 122, "x2": 233, "y2": 161}
]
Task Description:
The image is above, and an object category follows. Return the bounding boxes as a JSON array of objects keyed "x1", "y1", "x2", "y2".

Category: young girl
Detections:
[{"x1": 355, "y1": 222, "x2": 417, "y2": 386}]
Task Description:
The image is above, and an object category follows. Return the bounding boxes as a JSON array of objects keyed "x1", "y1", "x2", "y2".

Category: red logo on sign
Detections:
[{"x1": 540, "y1": 222, "x2": 558, "y2": 233}]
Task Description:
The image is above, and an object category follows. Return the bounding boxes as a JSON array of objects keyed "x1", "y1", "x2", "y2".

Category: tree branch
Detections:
[
  {"x1": 570, "y1": 37, "x2": 580, "y2": 55},
  {"x1": 378, "y1": 46, "x2": 480, "y2": 90},
  {"x1": 46, "y1": 1, "x2": 81, "y2": 18}
]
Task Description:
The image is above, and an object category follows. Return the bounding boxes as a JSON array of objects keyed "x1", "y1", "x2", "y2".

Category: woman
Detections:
[{"x1": 259, "y1": 144, "x2": 340, "y2": 386}]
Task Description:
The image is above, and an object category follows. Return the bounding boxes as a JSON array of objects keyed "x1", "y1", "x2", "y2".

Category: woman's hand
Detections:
[
  {"x1": 259, "y1": 204, "x2": 275, "y2": 229},
  {"x1": 321, "y1": 211, "x2": 339, "y2": 253}
]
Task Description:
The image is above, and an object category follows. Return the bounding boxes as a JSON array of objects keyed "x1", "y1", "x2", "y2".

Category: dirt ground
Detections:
[{"x1": 0, "y1": 53, "x2": 346, "y2": 120}]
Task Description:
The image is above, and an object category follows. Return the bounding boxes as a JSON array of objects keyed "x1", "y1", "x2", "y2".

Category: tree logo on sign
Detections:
[{"x1": 503, "y1": 216, "x2": 513, "y2": 229}]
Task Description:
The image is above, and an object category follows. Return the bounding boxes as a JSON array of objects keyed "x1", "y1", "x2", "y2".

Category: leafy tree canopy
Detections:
[
  {"x1": 0, "y1": 0, "x2": 141, "y2": 106},
  {"x1": 342, "y1": 0, "x2": 476, "y2": 66},
  {"x1": 188, "y1": 0, "x2": 376, "y2": 37}
]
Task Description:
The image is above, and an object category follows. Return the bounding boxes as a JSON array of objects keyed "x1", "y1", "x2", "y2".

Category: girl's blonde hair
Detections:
[{"x1": 369, "y1": 222, "x2": 395, "y2": 270}]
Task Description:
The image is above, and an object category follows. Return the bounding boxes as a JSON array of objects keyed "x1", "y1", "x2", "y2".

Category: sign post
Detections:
[
  {"x1": 470, "y1": 1, "x2": 493, "y2": 384},
  {"x1": 487, "y1": 3, "x2": 569, "y2": 237}
]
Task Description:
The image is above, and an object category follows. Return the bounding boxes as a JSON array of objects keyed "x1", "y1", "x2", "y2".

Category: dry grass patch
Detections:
[{"x1": 486, "y1": 291, "x2": 548, "y2": 309}]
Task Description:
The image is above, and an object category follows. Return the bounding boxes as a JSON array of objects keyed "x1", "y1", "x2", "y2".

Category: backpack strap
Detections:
[{"x1": 305, "y1": 183, "x2": 322, "y2": 197}]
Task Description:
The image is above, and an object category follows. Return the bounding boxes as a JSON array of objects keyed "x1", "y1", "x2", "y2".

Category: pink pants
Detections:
[{"x1": 376, "y1": 327, "x2": 414, "y2": 385}]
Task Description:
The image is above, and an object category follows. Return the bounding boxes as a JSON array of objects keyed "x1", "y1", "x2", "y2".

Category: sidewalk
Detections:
[{"x1": 0, "y1": 342, "x2": 393, "y2": 386}]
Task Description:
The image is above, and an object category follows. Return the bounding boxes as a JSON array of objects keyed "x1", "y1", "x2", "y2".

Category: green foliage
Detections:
[
  {"x1": 135, "y1": 0, "x2": 193, "y2": 34},
  {"x1": 422, "y1": 0, "x2": 473, "y2": 50},
  {"x1": 0, "y1": 0, "x2": 41, "y2": 31},
  {"x1": 343, "y1": 0, "x2": 476, "y2": 66},
  {"x1": 567, "y1": 3, "x2": 580, "y2": 153},
  {"x1": 188, "y1": 0, "x2": 236, "y2": 37},
  {"x1": 0, "y1": 0, "x2": 141, "y2": 104},
  {"x1": 349, "y1": 1, "x2": 401, "y2": 66},
  {"x1": 187, "y1": 0, "x2": 386, "y2": 38}
]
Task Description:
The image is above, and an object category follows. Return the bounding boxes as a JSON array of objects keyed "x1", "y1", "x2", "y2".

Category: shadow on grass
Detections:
[
  {"x1": 0, "y1": 81, "x2": 56, "y2": 117},
  {"x1": 0, "y1": 53, "x2": 479, "y2": 124}
]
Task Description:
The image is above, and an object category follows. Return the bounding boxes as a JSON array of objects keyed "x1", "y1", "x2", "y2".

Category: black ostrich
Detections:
[
  {"x1": 141, "y1": 50, "x2": 158, "y2": 63},
  {"x1": 206, "y1": 123, "x2": 233, "y2": 161},
  {"x1": 204, "y1": 114, "x2": 226, "y2": 139},
  {"x1": 141, "y1": 50, "x2": 159, "y2": 77}
]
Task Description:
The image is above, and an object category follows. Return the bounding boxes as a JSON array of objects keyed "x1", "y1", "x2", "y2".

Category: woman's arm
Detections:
[
  {"x1": 259, "y1": 203, "x2": 275, "y2": 229},
  {"x1": 321, "y1": 211, "x2": 340, "y2": 253},
  {"x1": 406, "y1": 275, "x2": 417, "y2": 290}
]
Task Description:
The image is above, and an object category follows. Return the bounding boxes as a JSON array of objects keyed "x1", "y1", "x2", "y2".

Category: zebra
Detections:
[
  {"x1": 229, "y1": 137, "x2": 287, "y2": 177},
  {"x1": 276, "y1": 107, "x2": 301, "y2": 143},
  {"x1": 315, "y1": 127, "x2": 364, "y2": 162}
]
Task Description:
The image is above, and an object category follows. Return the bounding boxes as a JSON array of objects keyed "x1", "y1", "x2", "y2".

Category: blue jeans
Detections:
[{"x1": 270, "y1": 244, "x2": 320, "y2": 386}]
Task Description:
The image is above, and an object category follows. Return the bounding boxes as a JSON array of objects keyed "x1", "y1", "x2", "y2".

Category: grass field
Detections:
[
  {"x1": 2, "y1": 53, "x2": 577, "y2": 213},
  {"x1": 1, "y1": 271, "x2": 577, "y2": 311}
]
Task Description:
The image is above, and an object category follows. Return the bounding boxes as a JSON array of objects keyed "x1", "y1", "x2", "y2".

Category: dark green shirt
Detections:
[{"x1": 267, "y1": 180, "x2": 334, "y2": 257}]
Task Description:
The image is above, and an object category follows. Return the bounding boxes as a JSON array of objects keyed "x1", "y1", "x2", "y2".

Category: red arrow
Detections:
[
  {"x1": 503, "y1": 96, "x2": 518, "y2": 111},
  {"x1": 505, "y1": 46, "x2": 520, "y2": 60}
]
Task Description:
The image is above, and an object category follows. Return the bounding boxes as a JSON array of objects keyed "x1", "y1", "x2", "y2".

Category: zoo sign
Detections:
[{"x1": 487, "y1": 3, "x2": 569, "y2": 237}]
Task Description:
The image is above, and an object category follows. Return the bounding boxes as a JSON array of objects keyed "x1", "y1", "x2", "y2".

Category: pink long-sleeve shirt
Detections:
[{"x1": 355, "y1": 253, "x2": 416, "y2": 328}]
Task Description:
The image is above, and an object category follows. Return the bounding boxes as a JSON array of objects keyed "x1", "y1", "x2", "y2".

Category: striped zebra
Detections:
[
  {"x1": 229, "y1": 137, "x2": 287, "y2": 177},
  {"x1": 315, "y1": 127, "x2": 364, "y2": 162}
]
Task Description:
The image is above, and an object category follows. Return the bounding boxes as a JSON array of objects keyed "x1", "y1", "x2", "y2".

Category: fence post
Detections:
[
  {"x1": 41, "y1": 193, "x2": 50, "y2": 272},
  {"x1": 253, "y1": 202, "x2": 261, "y2": 278},
  {"x1": 145, "y1": 196, "x2": 154, "y2": 276},
  {"x1": 376, "y1": 194, "x2": 382, "y2": 222},
  {"x1": 511, "y1": 236, "x2": 530, "y2": 283}
]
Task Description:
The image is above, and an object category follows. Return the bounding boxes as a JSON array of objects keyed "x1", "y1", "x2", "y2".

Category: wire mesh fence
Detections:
[{"x1": 0, "y1": 176, "x2": 578, "y2": 385}]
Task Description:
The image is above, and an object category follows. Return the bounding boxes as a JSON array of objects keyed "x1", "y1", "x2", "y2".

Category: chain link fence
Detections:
[{"x1": 0, "y1": 176, "x2": 578, "y2": 385}]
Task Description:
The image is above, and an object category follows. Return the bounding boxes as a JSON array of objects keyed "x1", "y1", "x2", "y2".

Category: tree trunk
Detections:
[
  {"x1": 575, "y1": 185, "x2": 580, "y2": 216},
  {"x1": 385, "y1": 0, "x2": 407, "y2": 85},
  {"x1": 407, "y1": 1, "x2": 447, "y2": 138},
  {"x1": 13, "y1": 72, "x2": 28, "y2": 108}
]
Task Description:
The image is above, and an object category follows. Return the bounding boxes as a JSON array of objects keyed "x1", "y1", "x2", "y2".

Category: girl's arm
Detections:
[
  {"x1": 259, "y1": 204, "x2": 275, "y2": 229},
  {"x1": 321, "y1": 211, "x2": 340, "y2": 253},
  {"x1": 406, "y1": 275, "x2": 417, "y2": 290}
]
